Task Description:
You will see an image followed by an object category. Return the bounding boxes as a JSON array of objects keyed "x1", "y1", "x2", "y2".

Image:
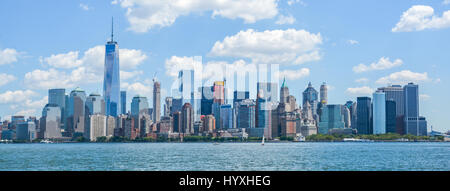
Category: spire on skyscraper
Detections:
[{"x1": 111, "y1": 17, "x2": 114, "y2": 42}]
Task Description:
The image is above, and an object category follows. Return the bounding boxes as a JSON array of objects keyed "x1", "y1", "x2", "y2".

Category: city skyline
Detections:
[{"x1": 0, "y1": 0, "x2": 449, "y2": 132}]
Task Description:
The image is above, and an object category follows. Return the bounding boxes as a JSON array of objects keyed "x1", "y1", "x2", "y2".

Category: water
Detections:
[{"x1": 0, "y1": 142, "x2": 449, "y2": 171}]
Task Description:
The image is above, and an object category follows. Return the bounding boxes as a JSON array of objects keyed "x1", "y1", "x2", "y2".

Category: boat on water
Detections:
[
  {"x1": 262, "y1": 135, "x2": 265, "y2": 146},
  {"x1": 343, "y1": 138, "x2": 372, "y2": 142},
  {"x1": 40, "y1": 139, "x2": 54, "y2": 144}
]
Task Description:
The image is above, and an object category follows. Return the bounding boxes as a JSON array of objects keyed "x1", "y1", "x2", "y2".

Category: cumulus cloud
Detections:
[
  {"x1": 0, "y1": 48, "x2": 19, "y2": 65},
  {"x1": 27, "y1": 45, "x2": 148, "y2": 89},
  {"x1": 392, "y1": 5, "x2": 450, "y2": 32},
  {"x1": 287, "y1": 0, "x2": 306, "y2": 6},
  {"x1": 353, "y1": 57, "x2": 403, "y2": 73},
  {"x1": 275, "y1": 68, "x2": 310, "y2": 80},
  {"x1": 113, "y1": 0, "x2": 279, "y2": 32},
  {"x1": 346, "y1": 86, "x2": 374, "y2": 96},
  {"x1": 0, "y1": 90, "x2": 38, "y2": 104},
  {"x1": 376, "y1": 70, "x2": 430, "y2": 85},
  {"x1": 0, "y1": 73, "x2": 16, "y2": 87},
  {"x1": 209, "y1": 29, "x2": 323, "y2": 65},
  {"x1": 276, "y1": 15, "x2": 296, "y2": 25}
]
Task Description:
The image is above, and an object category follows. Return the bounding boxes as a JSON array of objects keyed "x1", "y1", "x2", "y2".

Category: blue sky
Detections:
[{"x1": 0, "y1": 0, "x2": 449, "y2": 132}]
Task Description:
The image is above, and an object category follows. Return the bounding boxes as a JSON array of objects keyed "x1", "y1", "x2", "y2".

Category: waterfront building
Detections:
[
  {"x1": 220, "y1": 104, "x2": 233, "y2": 130},
  {"x1": 298, "y1": 102, "x2": 317, "y2": 137},
  {"x1": 386, "y1": 100, "x2": 397, "y2": 133},
  {"x1": 16, "y1": 121, "x2": 36, "y2": 141},
  {"x1": 106, "y1": 116, "x2": 116, "y2": 137},
  {"x1": 318, "y1": 104, "x2": 345, "y2": 134},
  {"x1": 181, "y1": 103, "x2": 194, "y2": 134},
  {"x1": 40, "y1": 104, "x2": 62, "y2": 139},
  {"x1": 153, "y1": 79, "x2": 161, "y2": 122},
  {"x1": 378, "y1": 85, "x2": 404, "y2": 134},
  {"x1": 201, "y1": 115, "x2": 215, "y2": 133},
  {"x1": 404, "y1": 83, "x2": 422, "y2": 136},
  {"x1": 89, "y1": 114, "x2": 107, "y2": 141},
  {"x1": 48, "y1": 88, "x2": 66, "y2": 129},
  {"x1": 172, "y1": 111, "x2": 182, "y2": 133},
  {"x1": 373, "y1": 90, "x2": 386, "y2": 134},
  {"x1": 201, "y1": 86, "x2": 214, "y2": 115},
  {"x1": 341, "y1": 106, "x2": 351, "y2": 128},
  {"x1": 103, "y1": 20, "x2": 121, "y2": 116},
  {"x1": 237, "y1": 99, "x2": 255, "y2": 129},
  {"x1": 253, "y1": 89, "x2": 272, "y2": 139},
  {"x1": 85, "y1": 93, "x2": 105, "y2": 115},
  {"x1": 280, "y1": 112, "x2": 297, "y2": 137},
  {"x1": 67, "y1": 87, "x2": 87, "y2": 136},
  {"x1": 158, "y1": 116, "x2": 173, "y2": 134},
  {"x1": 120, "y1": 91, "x2": 126, "y2": 114},
  {"x1": 356, "y1": 97, "x2": 372, "y2": 134}
]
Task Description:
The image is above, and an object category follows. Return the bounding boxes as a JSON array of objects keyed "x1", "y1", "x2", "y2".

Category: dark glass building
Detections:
[
  {"x1": 120, "y1": 91, "x2": 126, "y2": 114},
  {"x1": 356, "y1": 97, "x2": 372, "y2": 134},
  {"x1": 386, "y1": 100, "x2": 397, "y2": 133}
]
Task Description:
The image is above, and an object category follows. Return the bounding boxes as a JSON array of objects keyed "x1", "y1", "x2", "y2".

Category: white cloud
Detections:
[
  {"x1": 123, "y1": 81, "x2": 153, "y2": 99},
  {"x1": 275, "y1": 68, "x2": 310, "y2": 80},
  {"x1": 164, "y1": 56, "x2": 203, "y2": 78},
  {"x1": 376, "y1": 70, "x2": 430, "y2": 85},
  {"x1": 0, "y1": 48, "x2": 19, "y2": 65},
  {"x1": 355, "y1": 78, "x2": 369, "y2": 83},
  {"x1": 79, "y1": 3, "x2": 91, "y2": 11},
  {"x1": 120, "y1": 70, "x2": 143, "y2": 80},
  {"x1": 353, "y1": 57, "x2": 403, "y2": 73},
  {"x1": 209, "y1": 29, "x2": 323, "y2": 65},
  {"x1": 0, "y1": 73, "x2": 16, "y2": 87},
  {"x1": 348, "y1": 39, "x2": 359, "y2": 45},
  {"x1": 346, "y1": 86, "x2": 374, "y2": 96},
  {"x1": 44, "y1": 51, "x2": 83, "y2": 69},
  {"x1": 392, "y1": 5, "x2": 450, "y2": 32},
  {"x1": 287, "y1": 0, "x2": 306, "y2": 6},
  {"x1": 0, "y1": 90, "x2": 38, "y2": 104},
  {"x1": 114, "y1": 0, "x2": 279, "y2": 32},
  {"x1": 276, "y1": 15, "x2": 296, "y2": 25}
]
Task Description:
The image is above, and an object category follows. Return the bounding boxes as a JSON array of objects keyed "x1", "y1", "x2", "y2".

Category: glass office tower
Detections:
[
  {"x1": 373, "y1": 91, "x2": 386, "y2": 134},
  {"x1": 103, "y1": 20, "x2": 120, "y2": 116}
]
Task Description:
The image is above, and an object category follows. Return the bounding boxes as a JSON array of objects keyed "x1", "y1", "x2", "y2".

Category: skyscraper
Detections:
[
  {"x1": 131, "y1": 95, "x2": 149, "y2": 117},
  {"x1": 320, "y1": 82, "x2": 328, "y2": 105},
  {"x1": 220, "y1": 104, "x2": 233, "y2": 129},
  {"x1": 404, "y1": 83, "x2": 421, "y2": 135},
  {"x1": 120, "y1": 91, "x2": 126, "y2": 114},
  {"x1": 40, "y1": 104, "x2": 62, "y2": 139},
  {"x1": 280, "y1": 77, "x2": 289, "y2": 104},
  {"x1": 318, "y1": 105, "x2": 345, "y2": 134},
  {"x1": 85, "y1": 93, "x2": 105, "y2": 115},
  {"x1": 48, "y1": 89, "x2": 66, "y2": 129},
  {"x1": 181, "y1": 103, "x2": 194, "y2": 134},
  {"x1": 103, "y1": 19, "x2": 121, "y2": 117},
  {"x1": 356, "y1": 97, "x2": 372, "y2": 134},
  {"x1": 201, "y1": 86, "x2": 214, "y2": 115},
  {"x1": 164, "y1": 97, "x2": 173, "y2": 117},
  {"x1": 303, "y1": 82, "x2": 319, "y2": 115},
  {"x1": 67, "y1": 87, "x2": 86, "y2": 136},
  {"x1": 386, "y1": 100, "x2": 397, "y2": 133},
  {"x1": 237, "y1": 99, "x2": 256, "y2": 129},
  {"x1": 153, "y1": 79, "x2": 161, "y2": 122},
  {"x1": 373, "y1": 90, "x2": 386, "y2": 134}
]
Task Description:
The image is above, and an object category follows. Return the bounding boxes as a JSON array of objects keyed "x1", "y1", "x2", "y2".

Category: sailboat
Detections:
[{"x1": 261, "y1": 135, "x2": 265, "y2": 146}]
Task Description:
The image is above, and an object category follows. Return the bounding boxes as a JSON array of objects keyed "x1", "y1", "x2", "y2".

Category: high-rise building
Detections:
[
  {"x1": 164, "y1": 97, "x2": 173, "y2": 117},
  {"x1": 341, "y1": 106, "x2": 351, "y2": 128},
  {"x1": 280, "y1": 78, "x2": 289, "y2": 104},
  {"x1": 220, "y1": 104, "x2": 233, "y2": 130},
  {"x1": 103, "y1": 19, "x2": 121, "y2": 117},
  {"x1": 237, "y1": 99, "x2": 256, "y2": 129},
  {"x1": 85, "y1": 93, "x2": 105, "y2": 115},
  {"x1": 201, "y1": 115, "x2": 215, "y2": 133},
  {"x1": 67, "y1": 87, "x2": 87, "y2": 136},
  {"x1": 377, "y1": 85, "x2": 404, "y2": 116},
  {"x1": 89, "y1": 114, "x2": 107, "y2": 141},
  {"x1": 373, "y1": 91, "x2": 386, "y2": 134},
  {"x1": 320, "y1": 82, "x2": 328, "y2": 105},
  {"x1": 181, "y1": 103, "x2": 194, "y2": 134},
  {"x1": 213, "y1": 81, "x2": 225, "y2": 104},
  {"x1": 318, "y1": 105, "x2": 345, "y2": 134},
  {"x1": 131, "y1": 95, "x2": 149, "y2": 117},
  {"x1": 404, "y1": 83, "x2": 422, "y2": 135},
  {"x1": 386, "y1": 100, "x2": 397, "y2": 133},
  {"x1": 16, "y1": 121, "x2": 36, "y2": 141},
  {"x1": 106, "y1": 116, "x2": 116, "y2": 137},
  {"x1": 48, "y1": 89, "x2": 66, "y2": 129},
  {"x1": 303, "y1": 82, "x2": 319, "y2": 115},
  {"x1": 257, "y1": 82, "x2": 278, "y2": 103},
  {"x1": 233, "y1": 90, "x2": 250, "y2": 106},
  {"x1": 153, "y1": 80, "x2": 161, "y2": 122},
  {"x1": 201, "y1": 86, "x2": 214, "y2": 115},
  {"x1": 120, "y1": 91, "x2": 126, "y2": 114},
  {"x1": 253, "y1": 89, "x2": 272, "y2": 139},
  {"x1": 173, "y1": 111, "x2": 182, "y2": 133},
  {"x1": 40, "y1": 104, "x2": 62, "y2": 139},
  {"x1": 356, "y1": 97, "x2": 372, "y2": 134}
]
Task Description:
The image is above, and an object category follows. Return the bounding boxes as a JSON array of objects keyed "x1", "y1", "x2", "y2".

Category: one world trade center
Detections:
[{"x1": 103, "y1": 19, "x2": 120, "y2": 116}]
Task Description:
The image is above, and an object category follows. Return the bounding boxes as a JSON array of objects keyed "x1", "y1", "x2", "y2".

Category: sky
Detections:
[{"x1": 0, "y1": 0, "x2": 449, "y2": 132}]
